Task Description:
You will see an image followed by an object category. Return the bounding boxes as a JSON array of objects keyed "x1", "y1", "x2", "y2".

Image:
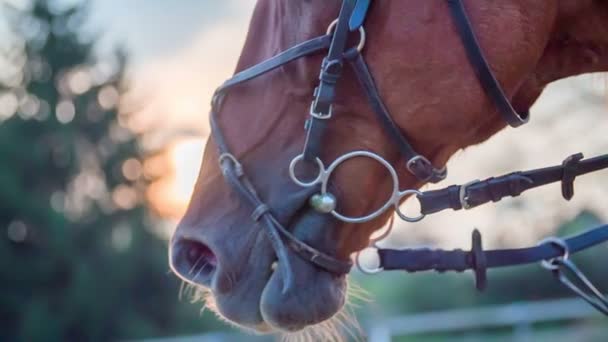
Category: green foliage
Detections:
[{"x1": 0, "y1": 2, "x2": 213, "y2": 341}]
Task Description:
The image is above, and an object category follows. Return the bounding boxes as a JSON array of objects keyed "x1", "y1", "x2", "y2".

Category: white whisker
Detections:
[
  {"x1": 281, "y1": 277, "x2": 366, "y2": 342},
  {"x1": 188, "y1": 255, "x2": 206, "y2": 275}
]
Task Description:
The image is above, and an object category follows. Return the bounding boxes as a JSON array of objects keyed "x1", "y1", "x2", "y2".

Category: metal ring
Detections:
[
  {"x1": 355, "y1": 247, "x2": 383, "y2": 275},
  {"x1": 289, "y1": 154, "x2": 325, "y2": 187},
  {"x1": 394, "y1": 189, "x2": 426, "y2": 223},
  {"x1": 218, "y1": 153, "x2": 242, "y2": 170},
  {"x1": 322, "y1": 151, "x2": 400, "y2": 223},
  {"x1": 325, "y1": 19, "x2": 366, "y2": 52},
  {"x1": 369, "y1": 215, "x2": 396, "y2": 244},
  {"x1": 219, "y1": 153, "x2": 238, "y2": 164},
  {"x1": 406, "y1": 155, "x2": 432, "y2": 174},
  {"x1": 219, "y1": 153, "x2": 244, "y2": 177},
  {"x1": 538, "y1": 237, "x2": 570, "y2": 270}
]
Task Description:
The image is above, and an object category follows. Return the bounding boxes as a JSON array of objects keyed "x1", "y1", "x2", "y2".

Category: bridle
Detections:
[{"x1": 209, "y1": 0, "x2": 608, "y2": 313}]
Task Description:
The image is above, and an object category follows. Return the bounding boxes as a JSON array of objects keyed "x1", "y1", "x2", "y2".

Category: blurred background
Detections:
[{"x1": 1, "y1": 0, "x2": 606, "y2": 341}]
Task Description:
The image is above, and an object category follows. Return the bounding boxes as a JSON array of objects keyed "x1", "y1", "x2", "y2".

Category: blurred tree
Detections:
[{"x1": 0, "y1": 1, "x2": 217, "y2": 341}]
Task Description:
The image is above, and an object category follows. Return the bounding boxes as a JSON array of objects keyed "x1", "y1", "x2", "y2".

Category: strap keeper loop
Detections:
[
  {"x1": 251, "y1": 204, "x2": 270, "y2": 222},
  {"x1": 471, "y1": 229, "x2": 487, "y2": 291},
  {"x1": 561, "y1": 153, "x2": 584, "y2": 201},
  {"x1": 319, "y1": 59, "x2": 344, "y2": 84}
]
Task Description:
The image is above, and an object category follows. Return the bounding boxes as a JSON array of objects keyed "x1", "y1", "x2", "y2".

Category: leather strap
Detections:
[
  {"x1": 211, "y1": 34, "x2": 332, "y2": 153},
  {"x1": 379, "y1": 225, "x2": 608, "y2": 272},
  {"x1": 419, "y1": 153, "x2": 608, "y2": 215},
  {"x1": 213, "y1": 35, "x2": 332, "y2": 99},
  {"x1": 349, "y1": 0, "x2": 372, "y2": 31},
  {"x1": 303, "y1": 0, "x2": 357, "y2": 161},
  {"x1": 348, "y1": 53, "x2": 447, "y2": 183},
  {"x1": 218, "y1": 151, "x2": 352, "y2": 282},
  {"x1": 446, "y1": 0, "x2": 529, "y2": 127}
]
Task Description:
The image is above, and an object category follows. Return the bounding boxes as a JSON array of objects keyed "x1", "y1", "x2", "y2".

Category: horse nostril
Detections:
[{"x1": 172, "y1": 239, "x2": 218, "y2": 285}]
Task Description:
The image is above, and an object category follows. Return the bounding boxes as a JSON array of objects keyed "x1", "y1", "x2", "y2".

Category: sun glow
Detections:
[{"x1": 147, "y1": 137, "x2": 206, "y2": 220}]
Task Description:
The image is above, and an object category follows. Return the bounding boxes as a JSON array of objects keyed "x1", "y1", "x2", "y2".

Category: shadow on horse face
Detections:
[{"x1": 169, "y1": 0, "x2": 608, "y2": 335}]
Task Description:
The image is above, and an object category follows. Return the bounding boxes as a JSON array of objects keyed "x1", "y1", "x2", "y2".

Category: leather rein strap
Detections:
[
  {"x1": 419, "y1": 153, "x2": 608, "y2": 215},
  {"x1": 380, "y1": 226, "x2": 608, "y2": 291}
]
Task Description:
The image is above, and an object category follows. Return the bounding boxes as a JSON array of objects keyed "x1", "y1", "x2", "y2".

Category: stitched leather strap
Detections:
[
  {"x1": 303, "y1": 0, "x2": 357, "y2": 162},
  {"x1": 419, "y1": 153, "x2": 608, "y2": 215},
  {"x1": 379, "y1": 225, "x2": 608, "y2": 272}
]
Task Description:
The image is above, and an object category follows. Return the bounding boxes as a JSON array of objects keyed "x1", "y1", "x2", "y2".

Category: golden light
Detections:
[
  {"x1": 68, "y1": 69, "x2": 92, "y2": 95},
  {"x1": 147, "y1": 137, "x2": 205, "y2": 219},
  {"x1": 122, "y1": 158, "x2": 143, "y2": 181},
  {"x1": 112, "y1": 185, "x2": 138, "y2": 210},
  {"x1": 98, "y1": 85, "x2": 119, "y2": 110}
]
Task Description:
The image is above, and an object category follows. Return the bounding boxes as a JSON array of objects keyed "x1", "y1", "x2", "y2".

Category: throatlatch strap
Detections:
[
  {"x1": 348, "y1": 53, "x2": 447, "y2": 183},
  {"x1": 446, "y1": 0, "x2": 529, "y2": 127}
]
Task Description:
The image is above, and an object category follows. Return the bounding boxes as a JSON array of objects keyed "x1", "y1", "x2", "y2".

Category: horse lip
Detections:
[{"x1": 258, "y1": 206, "x2": 346, "y2": 331}]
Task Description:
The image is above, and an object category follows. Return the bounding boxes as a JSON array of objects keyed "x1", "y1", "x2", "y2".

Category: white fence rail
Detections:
[
  {"x1": 137, "y1": 298, "x2": 604, "y2": 342},
  {"x1": 367, "y1": 297, "x2": 603, "y2": 342}
]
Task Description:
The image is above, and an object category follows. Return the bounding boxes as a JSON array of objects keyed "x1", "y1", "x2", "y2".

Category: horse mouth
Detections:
[{"x1": 199, "y1": 203, "x2": 348, "y2": 334}]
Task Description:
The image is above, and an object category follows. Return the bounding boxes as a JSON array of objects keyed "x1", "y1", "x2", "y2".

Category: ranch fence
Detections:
[{"x1": 136, "y1": 297, "x2": 605, "y2": 342}]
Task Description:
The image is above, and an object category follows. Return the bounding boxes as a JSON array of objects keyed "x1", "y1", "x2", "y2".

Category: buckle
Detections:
[
  {"x1": 459, "y1": 180, "x2": 480, "y2": 210},
  {"x1": 309, "y1": 101, "x2": 333, "y2": 120}
]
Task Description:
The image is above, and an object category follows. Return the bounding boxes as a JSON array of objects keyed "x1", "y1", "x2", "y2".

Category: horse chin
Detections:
[
  {"x1": 260, "y1": 252, "x2": 347, "y2": 332},
  {"x1": 193, "y1": 203, "x2": 349, "y2": 334},
  {"x1": 259, "y1": 208, "x2": 348, "y2": 332}
]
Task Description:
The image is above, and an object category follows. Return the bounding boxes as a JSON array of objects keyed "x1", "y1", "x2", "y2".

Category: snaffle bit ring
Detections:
[
  {"x1": 538, "y1": 237, "x2": 570, "y2": 271},
  {"x1": 355, "y1": 247, "x2": 383, "y2": 275},
  {"x1": 326, "y1": 19, "x2": 366, "y2": 52},
  {"x1": 289, "y1": 154, "x2": 325, "y2": 187},
  {"x1": 321, "y1": 151, "x2": 401, "y2": 223},
  {"x1": 394, "y1": 189, "x2": 426, "y2": 223},
  {"x1": 290, "y1": 151, "x2": 427, "y2": 224}
]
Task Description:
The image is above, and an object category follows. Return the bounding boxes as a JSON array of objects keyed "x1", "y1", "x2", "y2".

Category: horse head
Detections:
[{"x1": 170, "y1": 0, "x2": 608, "y2": 335}]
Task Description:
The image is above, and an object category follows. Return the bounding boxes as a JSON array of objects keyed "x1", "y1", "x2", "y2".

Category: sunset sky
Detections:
[{"x1": 82, "y1": 0, "x2": 608, "y2": 248}]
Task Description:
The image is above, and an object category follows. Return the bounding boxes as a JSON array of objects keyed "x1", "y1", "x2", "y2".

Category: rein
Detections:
[{"x1": 209, "y1": 0, "x2": 608, "y2": 313}]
